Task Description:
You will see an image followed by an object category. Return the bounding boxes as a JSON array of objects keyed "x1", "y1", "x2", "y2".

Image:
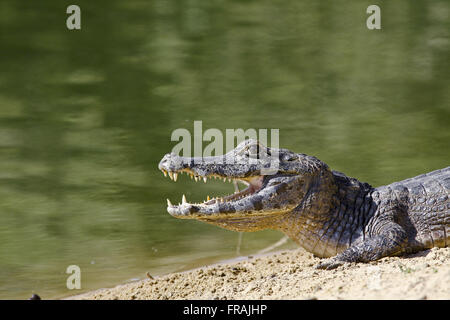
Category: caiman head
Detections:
[{"x1": 158, "y1": 139, "x2": 332, "y2": 231}]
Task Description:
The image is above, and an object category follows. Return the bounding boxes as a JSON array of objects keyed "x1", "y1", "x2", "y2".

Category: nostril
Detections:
[{"x1": 158, "y1": 154, "x2": 171, "y2": 170}]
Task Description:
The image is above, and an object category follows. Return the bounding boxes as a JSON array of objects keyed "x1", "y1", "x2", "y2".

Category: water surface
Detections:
[{"x1": 0, "y1": 0, "x2": 448, "y2": 299}]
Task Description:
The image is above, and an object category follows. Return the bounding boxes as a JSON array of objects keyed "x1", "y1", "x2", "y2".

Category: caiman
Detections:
[{"x1": 158, "y1": 139, "x2": 449, "y2": 269}]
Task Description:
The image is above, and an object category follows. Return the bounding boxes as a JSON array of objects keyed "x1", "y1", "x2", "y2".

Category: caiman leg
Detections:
[{"x1": 316, "y1": 215, "x2": 408, "y2": 270}]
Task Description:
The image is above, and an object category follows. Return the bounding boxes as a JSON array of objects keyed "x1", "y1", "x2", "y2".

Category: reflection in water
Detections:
[{"x1": 0, "y1": 1, "x2": 448, "y2": 299}]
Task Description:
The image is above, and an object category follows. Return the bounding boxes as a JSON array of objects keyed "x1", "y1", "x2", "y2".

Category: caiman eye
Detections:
[
  {"x1": 283, "y1": 153, "x2": 298, "y2": 161},
  {"x1": 267, "y1": 180, "x2": 281, "y2": 186}
]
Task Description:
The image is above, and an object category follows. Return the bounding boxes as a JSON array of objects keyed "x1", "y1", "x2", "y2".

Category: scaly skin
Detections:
[{"x1": 158, "y1": 140, "x2": 449, "y2": 269}]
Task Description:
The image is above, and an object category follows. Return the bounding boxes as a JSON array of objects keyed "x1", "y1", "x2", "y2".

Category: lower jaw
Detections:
[
  {"x1": 169, "y1": 177, "x2": 263, "y2": 209},
  {"x1": 170, "y1": 205, "x2": 295, "y2": 221}
]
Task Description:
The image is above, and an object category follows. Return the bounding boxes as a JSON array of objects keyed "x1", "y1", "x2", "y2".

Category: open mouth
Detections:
[{"x1": 160, "y1": 168, "x2": 264, "y2": 211}]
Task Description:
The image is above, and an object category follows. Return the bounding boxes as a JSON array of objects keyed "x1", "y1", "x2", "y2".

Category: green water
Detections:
[{"x1": 0, "y1": 0, "x2": 448, "y2": 299}]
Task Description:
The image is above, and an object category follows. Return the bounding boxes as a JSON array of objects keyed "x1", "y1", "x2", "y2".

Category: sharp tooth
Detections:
[
  {"x1": 163, "y1": 170, "x2": 167, "y2": 177},
  {"x1": 228, "y1": 178, "x2": 231, "y2": 183},
  {"x1": 207, "y1": 195, "x2": 210, "y2": 201},
  {"x1": 194, "y1": 176, "x2": 198, "y2": 182},
  {"x1": 173, "y1": 172, "x2": 178, "y2": 182},
  {"x1": 190, "y1": 174, "x2": 193, "y2": 179},
  {"x1": 182, "y1": 194, "x2": 187, "y2": 204},
  {"x1": 233, "y1": 181, "x2": 240, "y2": 193},
  {"x1": 168, "y1": 172, "x2": 174, "y2": 180},
  {"x1": 167, "y1": 199, "x2": 173, "y2": 207},
  {"x1": 203, "y1": 177, "x2": 207, "y2": 183},
  {"x1": 223, "y1": 178, "x2": 226, "y2": 182}
]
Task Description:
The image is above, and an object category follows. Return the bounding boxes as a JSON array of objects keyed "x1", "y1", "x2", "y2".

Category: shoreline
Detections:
[{"x1": 67, "y1": 247, "x2": 449, "y2": 300}]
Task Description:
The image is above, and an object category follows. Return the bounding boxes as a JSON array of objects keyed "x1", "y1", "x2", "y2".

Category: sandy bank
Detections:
[{"x1": 69, "y1": 247, "x2": 449, "y2": 300}]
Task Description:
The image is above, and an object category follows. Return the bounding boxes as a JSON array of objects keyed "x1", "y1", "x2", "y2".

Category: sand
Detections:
[{"x1": 69, "y1": 247, "x2": 449, "y2": 300}]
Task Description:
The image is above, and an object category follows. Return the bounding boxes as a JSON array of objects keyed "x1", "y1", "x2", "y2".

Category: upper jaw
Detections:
[{"x1": 158, "y1": 151, "x2": 275, "y2": 180}]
